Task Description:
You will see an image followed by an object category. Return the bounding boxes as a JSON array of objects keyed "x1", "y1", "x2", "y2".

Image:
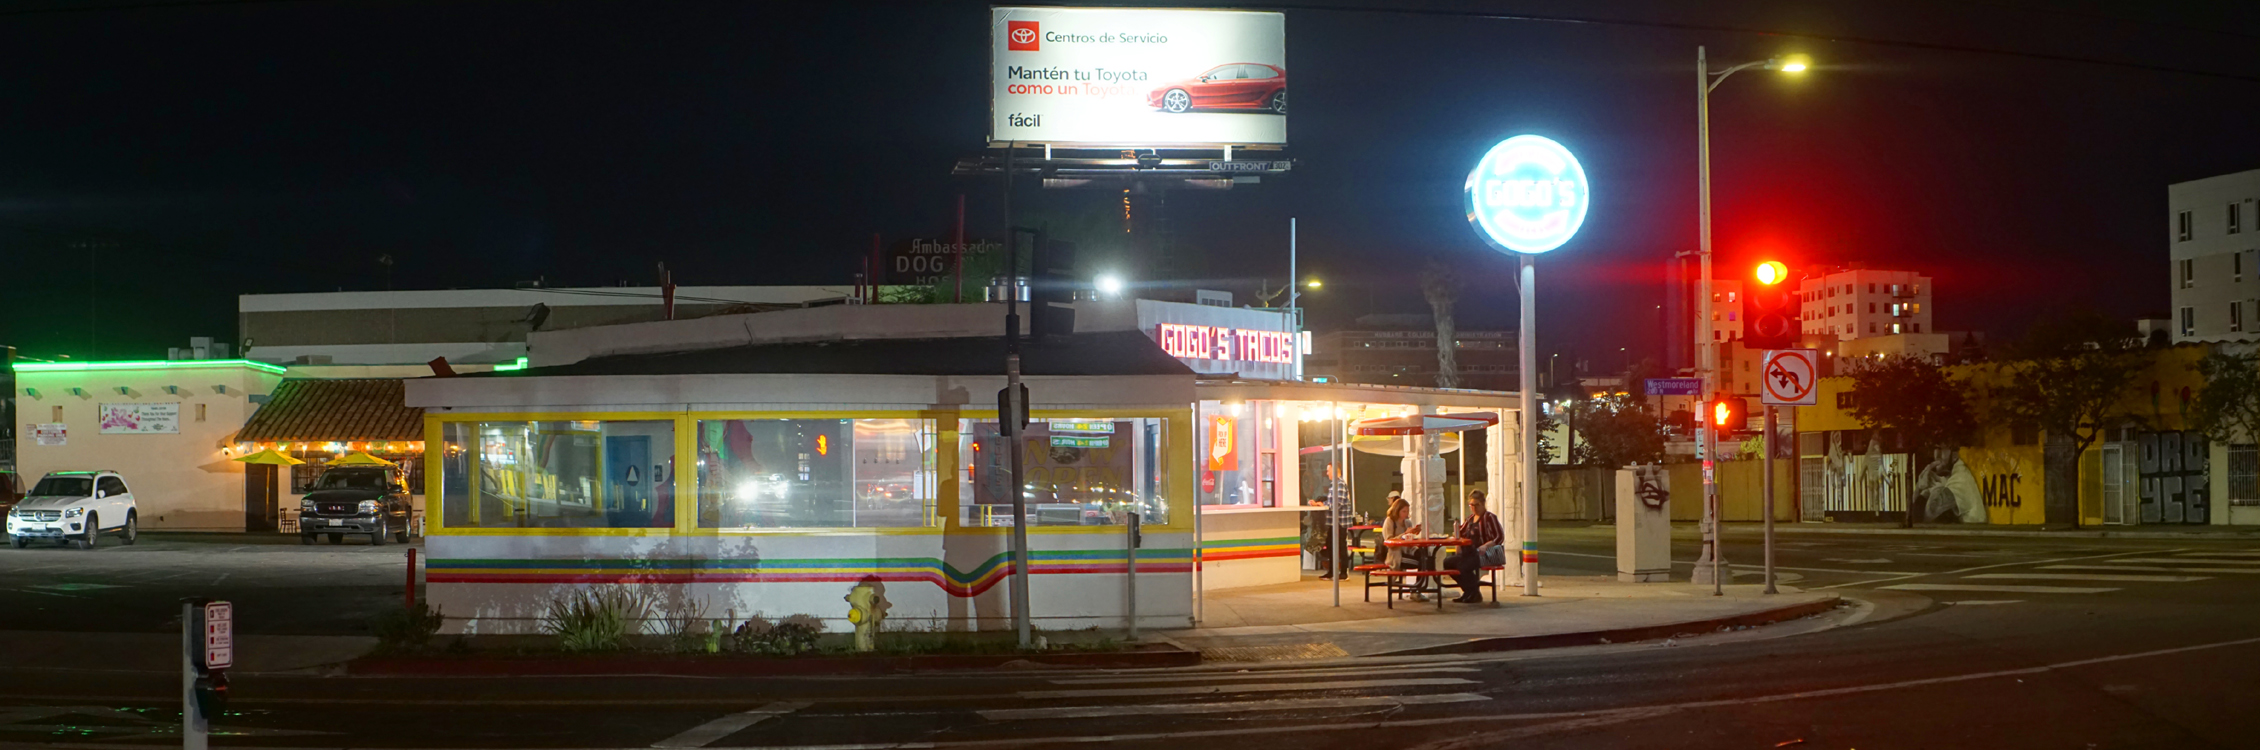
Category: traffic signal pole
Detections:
[
  {"x1": 1705, "y1": 416, "x2": 1721, "y2": 596},
  {"x1": 1763, "y1": 403, "x2": 1778, "y2": 594}
]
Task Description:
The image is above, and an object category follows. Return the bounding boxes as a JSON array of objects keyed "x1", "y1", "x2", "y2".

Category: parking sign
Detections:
[
  {"x1": 1760, "y1": 350, "x2": 1819, "y2": 406},
  {"x1": 203, "y1": 601, "x2": 233, "y2": 670}
]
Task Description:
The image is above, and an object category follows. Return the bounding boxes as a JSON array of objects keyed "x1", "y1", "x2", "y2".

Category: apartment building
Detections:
[
  {"x1": 2169, "y1": 168, "x2": 2260, "y2": 342},
  {"x1": 1797, "y1": 267, "x2": 1934, "y2": 342}
]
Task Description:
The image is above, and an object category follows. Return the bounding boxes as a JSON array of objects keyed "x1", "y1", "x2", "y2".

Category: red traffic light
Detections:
[
  {"x1": 1743, "y1": 261, "x2": 1799, "y2": 349},
  {"x1": 1754, "y1": 260, "x2": 1788, "y2": 286}
]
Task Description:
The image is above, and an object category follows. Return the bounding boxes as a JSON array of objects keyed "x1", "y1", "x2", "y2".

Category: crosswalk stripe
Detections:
[
  {"x1": 980, "y1": 692, "x2": 1490, "y2": 721},
  {"x1": 1048, "y1": 666, "x2": 1476, "y2": 685},
  {"x1": 2174, "y1": 551, "x2": 2260, "y2": 558},
  {"x1": 1019, "y1": 677, "x2": 1474, "y2": 700},
  {"x1": 2042, "y1": 564, "x2": 2260, "y2": 574},
  {"x1": 1966, "y1": 573, "x2": 2210, "y2": 583},
  {"x1": 1880, "y1": 583, "x2": 2120, "y2": 594},
  {"x1": 1945, "y1": 600, "x2": 2023, "y2": 605},
  {"x1": 2110, "y1": 558, "x2": 2260, "y2": 566},
  {"x1": 651, "y1": 702, "x2": 808, "y2": 748}
]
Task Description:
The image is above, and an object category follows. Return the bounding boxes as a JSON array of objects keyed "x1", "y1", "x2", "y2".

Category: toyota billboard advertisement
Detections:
[{"x1": 991, "y1": 7, "x2": 1286, "y2": 147}]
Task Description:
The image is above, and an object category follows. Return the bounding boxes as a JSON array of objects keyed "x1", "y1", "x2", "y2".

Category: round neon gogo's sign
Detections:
[{"x1": 1464, "y1": 135, "x2": 1590, "y2": 255}]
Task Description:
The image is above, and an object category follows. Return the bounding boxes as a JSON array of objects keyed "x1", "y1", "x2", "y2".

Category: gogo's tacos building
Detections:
[{"x1": 405, "y1": 301, "x2": 1519, "y2": 633}]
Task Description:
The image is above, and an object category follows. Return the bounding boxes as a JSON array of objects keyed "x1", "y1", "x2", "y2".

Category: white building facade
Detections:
[
  {"x1": 1798, "y1": 268, "x2": 1934, "y2": 342},
  {"x1": 2168, "y1": 168, "x2": 2260, "y2": 343}
]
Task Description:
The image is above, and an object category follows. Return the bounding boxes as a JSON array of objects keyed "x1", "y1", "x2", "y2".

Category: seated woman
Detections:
[{"x1": 1375, "y1": 493, "x2": 1427, "y2": 569}]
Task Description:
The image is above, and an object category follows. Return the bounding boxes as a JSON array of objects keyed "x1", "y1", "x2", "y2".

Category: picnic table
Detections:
[{"x1": 1379, "y1": 536, "x2": 1468, "y2": 610}]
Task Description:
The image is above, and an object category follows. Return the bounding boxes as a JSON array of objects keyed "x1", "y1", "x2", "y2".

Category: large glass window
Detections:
[
  {"x1": 959, "y1": 418, "x2": 1169, "y2": 527},
  {"x1": 697, "y1": 418, "x2": 937, "y2": 529},
  {"x1": 439, "y1": 420, "x2": 677, "y2": 529}
]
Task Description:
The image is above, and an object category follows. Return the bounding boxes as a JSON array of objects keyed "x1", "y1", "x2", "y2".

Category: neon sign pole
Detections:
[{"x1": 1466, "y1": 135, "x2": 1589, "y2": 599}]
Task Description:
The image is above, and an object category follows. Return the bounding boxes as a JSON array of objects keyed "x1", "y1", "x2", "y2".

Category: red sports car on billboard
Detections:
[{"x1": 1146, "y1": 63, "x2": 1287, "y2": 115}]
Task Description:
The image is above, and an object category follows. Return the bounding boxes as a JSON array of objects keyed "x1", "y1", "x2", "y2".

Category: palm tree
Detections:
[{"x1": 1421, "y1": 260, "x2": 1461, "y2": 389}]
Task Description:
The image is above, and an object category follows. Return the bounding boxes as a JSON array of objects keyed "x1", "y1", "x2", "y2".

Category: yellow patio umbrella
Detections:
[
  {"x1": 233, "y1": 447, "x2": 305, "y2": 465},
  {"x1": 329, "y1": 451, "x2": 395, "y2": 466}
]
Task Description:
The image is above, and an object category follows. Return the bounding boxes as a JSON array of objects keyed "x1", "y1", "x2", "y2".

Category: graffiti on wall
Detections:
[
  {"x1": 2138, "y1": 430, "x2": 2209, "y2": 525},
  {"x1": 1913, "y1": 448, "x2": 1989, "y2": 524}
]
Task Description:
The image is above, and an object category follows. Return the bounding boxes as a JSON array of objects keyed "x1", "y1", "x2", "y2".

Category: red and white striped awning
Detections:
[{"x1": 1349, "y1": 412, "x2": 1500, "y2": 436}]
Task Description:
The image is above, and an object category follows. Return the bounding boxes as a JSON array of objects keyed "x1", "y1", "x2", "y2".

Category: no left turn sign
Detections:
[{"x1": 1761, "y1": 349, "x2": 1819, "y2": 406}]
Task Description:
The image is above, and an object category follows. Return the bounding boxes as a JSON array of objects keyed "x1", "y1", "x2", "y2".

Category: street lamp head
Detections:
[
  {"x1": 1095, "y1": 273, "x2": 1125, "y2": 297},
  {"x1": 1768, "y1": 54, "x2": 1812, "y2": 73},
  {"x1": 1305, "y1": 278, "x2": 1323, "y2": 290}
]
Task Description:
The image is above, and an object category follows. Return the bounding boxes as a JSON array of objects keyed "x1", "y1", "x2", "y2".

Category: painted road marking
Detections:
[
  {"x1": 682, "y1": 636, "x2": 2260, "y2": 750},
  {"x1": 651, "y1": 702, "x2": 809, "y2": 748},
  {"x1": 1944, "y1": 600, "x2": 2023, "y2": 605},
  {"x1": 2041, "y1": 565, "x2": 2260, "y2": 574},
  {"x1": 1880, "y1": 583, "x2": 2120, "y2": 594},
  {"x1": 2175, "y1": 551, "x2": 2260, "y2": 557},
  {"x1": 1819, "y1": 549, "x2": 2187, "y2": 590},
  {"x1": 1965, "y1": 573, "x2": 2211, "y2": 583},
  {"x1": 981, "y1": 692, "x2": 1489, "y2": 721},
  {"x1": 1048, "y1": 665, "x2": 1476, "y2": 685},
  {"x1": 2110, "y1": 558, "x2": 2260, "y2": 565},
  {"x1": 1020, "y1": 677, "x2": 1474, "y2": 700}
]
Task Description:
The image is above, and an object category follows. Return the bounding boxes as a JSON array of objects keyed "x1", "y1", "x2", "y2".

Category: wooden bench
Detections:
[{"x1": 1369, "y1": 569, "x2": 1454, "y2": 609}]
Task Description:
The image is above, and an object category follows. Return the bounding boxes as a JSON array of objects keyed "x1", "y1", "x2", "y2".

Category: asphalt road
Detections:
[
  {"x1": 0, "y1": 531, "x2": 416, "y2": 635},
  {"x1": 1, "y1": 528, "x2": 2255, "y2": 749}
]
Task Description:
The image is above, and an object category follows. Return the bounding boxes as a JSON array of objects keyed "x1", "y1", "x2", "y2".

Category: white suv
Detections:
[{"x1": 7, "y1": 471, "x2": 140, "y2": 549}]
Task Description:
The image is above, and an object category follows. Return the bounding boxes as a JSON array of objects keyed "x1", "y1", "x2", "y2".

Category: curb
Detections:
[
  {"x1": 1367, "y1": 594, "x2": 1842, "y2": 657},
  {"x1": 344, "y1": 643, "x2": 1198, "y2": 677},
  {"x1": 1756, "y1": 525, "x2": 2260, "y2": 540}
]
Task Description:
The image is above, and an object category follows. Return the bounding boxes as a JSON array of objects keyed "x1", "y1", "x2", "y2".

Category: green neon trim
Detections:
[
  {"x1": 12, "y1": 359, "x2": 286, "y2": 375},
  {"x1": 491, "y1": 357, "x2": 530, "y2": 372}
]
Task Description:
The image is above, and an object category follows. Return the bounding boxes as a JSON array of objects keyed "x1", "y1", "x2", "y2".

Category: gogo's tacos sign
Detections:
[{"x1": 1465, "y1": 135, "x2": 1590, "y2": 255}]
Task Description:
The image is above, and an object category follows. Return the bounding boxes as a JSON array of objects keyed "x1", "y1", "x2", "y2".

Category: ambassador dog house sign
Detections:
[{"x1": 1464, "y1": 135, "x2": 1590, "y2": 255}]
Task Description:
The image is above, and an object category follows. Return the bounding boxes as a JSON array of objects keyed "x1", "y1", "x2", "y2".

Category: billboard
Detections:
[{"x1": 991, "y1": 7, "x2": 1286, "y2": 146}]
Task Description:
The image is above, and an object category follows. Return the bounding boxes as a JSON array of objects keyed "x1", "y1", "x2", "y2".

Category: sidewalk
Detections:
[
  {"x1": 1165, "y1": 575, "x2": 1838, "y2": 662},
  {"x1": 1540, "y1": 520, "x2": 2260, "y2": 540}
]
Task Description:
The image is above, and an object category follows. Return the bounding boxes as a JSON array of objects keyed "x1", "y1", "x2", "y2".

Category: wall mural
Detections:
[{"x1": 1913, "y1": 448, "x2": 1988, "y2": 524}]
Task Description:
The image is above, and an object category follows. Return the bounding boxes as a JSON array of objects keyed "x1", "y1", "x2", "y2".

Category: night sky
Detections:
[{"x1": 5, "y1": 0, "x2": 2259, "y2": 372}]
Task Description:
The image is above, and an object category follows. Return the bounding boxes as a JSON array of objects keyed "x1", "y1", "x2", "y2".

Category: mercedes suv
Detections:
[
  {"x1": 7, "y1": 471, "x2": 140, "y2": 549},
  {"x1": 299, "y1": 466, "x2": 413, "y2": 545}
]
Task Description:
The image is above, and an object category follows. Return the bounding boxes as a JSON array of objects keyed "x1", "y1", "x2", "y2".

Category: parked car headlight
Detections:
[
  {"x1": 358, "y1": 500, "x2": 379, "y2": 513},
  {"x1": 62, "y1": 508, "x2": 82, "y2": 518},
  {"x1": 300, "y1": 498, "x2": 317, "y2": 512}
]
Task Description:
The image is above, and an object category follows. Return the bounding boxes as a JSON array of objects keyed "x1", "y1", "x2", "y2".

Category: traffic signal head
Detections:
[
  {"x1": 1709, "y1": 395, "x2": 1748, "y2": 432},
  {"x1": 1743, "y1": 261, "x2": 1799, "y2": 349}
]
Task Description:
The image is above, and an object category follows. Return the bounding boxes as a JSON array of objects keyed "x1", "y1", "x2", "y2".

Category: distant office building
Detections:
[
  {"x1": 238, "y1": 286, "x2": 850, "y2": 365},
  {"x1": 1798, "y1": 266, "x2": 1934, "y2": 342},
  {"x1": 2169, "y1": 168, "x2": 2260, "y2": 343},
  {"x1": 1304, "y1": 314, "x2": 1516, "y2": 390}
]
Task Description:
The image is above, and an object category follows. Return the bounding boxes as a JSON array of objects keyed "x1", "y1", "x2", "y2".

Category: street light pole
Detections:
[{"x1": 1692, "y1": 47, "x2": 1805, "y2": 588}]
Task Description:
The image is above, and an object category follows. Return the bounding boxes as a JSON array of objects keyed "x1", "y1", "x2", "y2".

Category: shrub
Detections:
[
  {"x1": 540, "y1": 588, "x2": 654, "y2": 652},
  {"x1": 371, "y1": 602, "x2": 445, "y2": 653},
  {"x1": 731, "y1": 614, "x2": 823, "y2": 656}
]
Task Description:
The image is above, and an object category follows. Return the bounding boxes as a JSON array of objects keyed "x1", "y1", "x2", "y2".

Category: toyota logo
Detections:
[{"x1": 1011, "y1": 27, "x2": 1036, "y2": 45}]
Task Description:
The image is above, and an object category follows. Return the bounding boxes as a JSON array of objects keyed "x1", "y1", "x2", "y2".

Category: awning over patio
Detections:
[{"x1": 234, "y1": 378, "x2": 425, "y2": 444}]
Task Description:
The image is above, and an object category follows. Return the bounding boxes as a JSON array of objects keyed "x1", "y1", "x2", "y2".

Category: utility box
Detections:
[{"x1": 1616, "y1": 466, "x2": 1672, "y2": 582}]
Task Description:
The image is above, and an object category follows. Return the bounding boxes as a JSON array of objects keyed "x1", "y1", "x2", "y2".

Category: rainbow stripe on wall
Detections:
[
  {"x1": 429, "y1": 548, "x2": 1195, "y2": 598},
  {"x1": 1198, "y1": 536, "x2": 1299, "y2": 562}
]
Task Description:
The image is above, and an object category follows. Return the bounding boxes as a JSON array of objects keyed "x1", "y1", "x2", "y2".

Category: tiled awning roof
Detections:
[{"x1": 235, "y1": 378, "x2": 423, "y2": 443}]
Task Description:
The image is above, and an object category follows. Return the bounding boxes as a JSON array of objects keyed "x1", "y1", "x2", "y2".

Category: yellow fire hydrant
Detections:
[{"x1": 846, "y1": 579, "x2": 890, "y2": 652}]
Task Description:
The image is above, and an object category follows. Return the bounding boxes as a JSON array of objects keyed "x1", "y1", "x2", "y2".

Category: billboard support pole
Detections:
[{"x1": 1002, "y1": 142, "x2": 1033, "y2": 649}]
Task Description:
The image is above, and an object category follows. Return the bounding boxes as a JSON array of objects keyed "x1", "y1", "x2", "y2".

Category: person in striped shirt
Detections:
[{"x1": 1448, "y1": 490, "x2": 1506, "y2": 603}]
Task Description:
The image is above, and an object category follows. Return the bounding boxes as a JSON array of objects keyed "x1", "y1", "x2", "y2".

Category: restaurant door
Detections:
[{"x1": 244, "y1": 463, "x2": 279, "y2": 532}]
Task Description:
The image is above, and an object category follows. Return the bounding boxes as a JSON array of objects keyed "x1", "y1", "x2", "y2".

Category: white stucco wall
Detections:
[{"x1": 14, "y1": 363, "x2": 281, "y2": 531}]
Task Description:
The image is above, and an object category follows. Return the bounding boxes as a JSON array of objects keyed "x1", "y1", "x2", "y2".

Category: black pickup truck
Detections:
[{"x1": 298, "y1": 466, "x2": 413, "y2": 545}]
